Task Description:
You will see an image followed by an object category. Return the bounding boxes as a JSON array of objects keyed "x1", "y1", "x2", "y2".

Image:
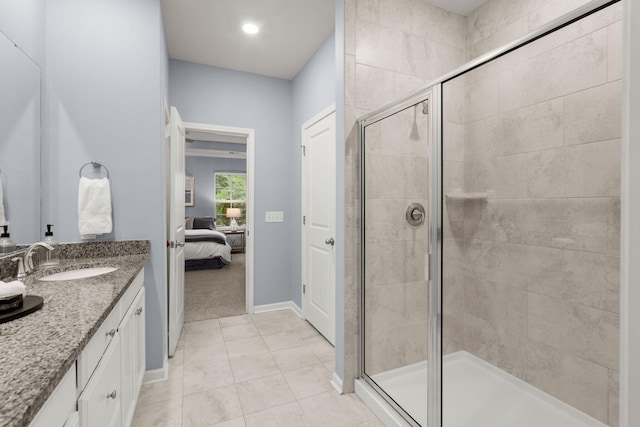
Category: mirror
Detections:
[{"x1": 0, "y1": 30, "x2": 42, "y2": 251}]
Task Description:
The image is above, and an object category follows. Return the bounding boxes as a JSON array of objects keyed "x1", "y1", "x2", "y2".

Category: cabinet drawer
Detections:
[
  {"x1": 78, "y1": 335, "x2": 122, "y2": 427},
  {"x1": 116, "y1": 270, "x2": 143, "y2": 321}
]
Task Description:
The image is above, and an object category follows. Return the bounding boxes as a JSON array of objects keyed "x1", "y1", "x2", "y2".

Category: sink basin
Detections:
[{"x1": 39, "y1": 267, "x2": 119, "y2": 282}]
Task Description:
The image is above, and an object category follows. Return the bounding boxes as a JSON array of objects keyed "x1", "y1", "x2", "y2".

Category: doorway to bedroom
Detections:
[{"x1": 182, "y1": 122, "x2": 255, "y2": 323}]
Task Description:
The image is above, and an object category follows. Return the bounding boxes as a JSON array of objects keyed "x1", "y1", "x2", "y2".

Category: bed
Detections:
[{"x1": 184, "y1": 218, "x2": 233, "y2": 271}]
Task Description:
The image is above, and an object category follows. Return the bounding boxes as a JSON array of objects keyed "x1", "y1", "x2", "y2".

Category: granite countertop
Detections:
[{"x1": 0, "y1": 245, "x2": 149, "y2": 427}]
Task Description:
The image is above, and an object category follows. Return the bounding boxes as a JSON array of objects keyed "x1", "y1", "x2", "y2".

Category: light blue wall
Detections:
[
  {"x1": 0, "y1": 0, "x2": 45, "y2": 65},
  {"x1": 290, "y1": 33, "x2": 337, "y2": 307},
  {"x1": 185, "y1": 156, "x2": 246, "y2": 218},
  {"x1": 169, "y1": 61, "x2": 294, "y2": 305},
  {"x1": 45, "y1": 0, "x2": 168, "y2": 370}
]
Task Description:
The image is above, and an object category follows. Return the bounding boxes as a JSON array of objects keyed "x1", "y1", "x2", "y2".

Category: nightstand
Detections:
[{"x1": 224, "y1": 230, "x2": 245, "y2": 254}]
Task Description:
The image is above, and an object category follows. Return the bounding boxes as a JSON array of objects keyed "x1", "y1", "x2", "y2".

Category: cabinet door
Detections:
[
  {"x1": 120, "y1": 287, "x2": 145, "y2": 427},
  {"x1": 119, "y1": 297, "x2": 136, "y2": 427},
  {"x1": 78, "y1": 335, "x2": 122, "y2": 427},
  {"x1": 133, "y1": 287, "x2": 146, "y2": 393},
  {"x1": 29, "y1": 365, "x2": 76, "y2": 427}
]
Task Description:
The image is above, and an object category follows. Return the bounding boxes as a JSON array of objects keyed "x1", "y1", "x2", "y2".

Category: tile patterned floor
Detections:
[{"x1": 132, "y1": 309, "x2": 383, "y2": 427}]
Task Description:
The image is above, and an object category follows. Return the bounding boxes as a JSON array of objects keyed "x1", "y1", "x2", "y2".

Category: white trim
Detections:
[
  {"x1": 302, "y1": 103, "x2": 337, "y2": 129},
  {"x1": 253, "y1": 301, "x2": 303, "y2": 317},
  {"x1": 354, "y1": 379, "x2": 410, "y2": 427},
  {"x1": 331, "y1": 372, "x2": 344, "y2": 394},
  {"x1": 142, "y1": 356, "x2": 169, "y2": 385},
  {"x1": 167, "y1": 120, "x2": 255, "y2": 316},
  {"x1": 185, "y1": 148, "x2": 246, "y2": 159}
]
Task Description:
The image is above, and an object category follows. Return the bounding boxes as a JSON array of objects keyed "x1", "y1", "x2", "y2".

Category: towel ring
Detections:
[{"x1": 79, "y1": 161, "x2": 110, "y2": 179}]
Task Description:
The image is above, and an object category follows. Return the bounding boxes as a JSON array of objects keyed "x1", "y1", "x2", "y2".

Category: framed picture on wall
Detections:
[{"x1": 185, "y1": 176, "x2": 194, "y2": 206}]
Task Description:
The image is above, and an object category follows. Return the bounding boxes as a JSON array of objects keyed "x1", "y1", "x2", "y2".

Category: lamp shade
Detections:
[{"x1": 226, "y1": 208, "x2": 241, "y2": 218}]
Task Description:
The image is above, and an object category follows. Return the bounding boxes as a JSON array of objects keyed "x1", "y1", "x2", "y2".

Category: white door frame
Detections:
[
  {"x1": 181, "y1": 121, "x2": 256, "y2": 314},
  {"x1": 167, "y1": 106, "x2": 186, "y2": 357},
  {"x1": 301, "y1": 104, "x2": 337, "y2": 343}
]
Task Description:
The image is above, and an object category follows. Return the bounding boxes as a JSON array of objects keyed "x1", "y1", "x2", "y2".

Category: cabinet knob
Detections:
[
  {"x1": 135, "y1": 307, "x2": 143, "y2": 316},
  {"x1": 106, "y1": 329, "x2": 116, "y2": 338},
  {"x1": 107, "y1": 390, "x2": 117, "y2": 399}
]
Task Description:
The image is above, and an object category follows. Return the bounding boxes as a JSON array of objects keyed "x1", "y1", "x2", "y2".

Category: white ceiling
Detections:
[
  {"x1": 161, "y1": 0, "x2": 335, "y2": 80},
  {"x1": 160, "y1": 0, "x2": 489, "y2": 81}
]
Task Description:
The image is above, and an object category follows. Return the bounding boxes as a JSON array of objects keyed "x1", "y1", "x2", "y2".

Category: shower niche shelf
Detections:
[{"x1": 445, "y1": 192, "x2": 488, "y2": 201}]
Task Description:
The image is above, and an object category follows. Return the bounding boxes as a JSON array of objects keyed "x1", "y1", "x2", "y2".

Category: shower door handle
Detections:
[{"x1": 325, "y1": 238, "x2": 335, "y2": 246}]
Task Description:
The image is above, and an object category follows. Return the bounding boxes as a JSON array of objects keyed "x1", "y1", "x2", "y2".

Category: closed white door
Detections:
[
  {"x1": 168, "y1": 106, "x2": 185, "y2": 357},
  {"x1": 301, "y1": 106, "x2": 336, "y2": 344}
]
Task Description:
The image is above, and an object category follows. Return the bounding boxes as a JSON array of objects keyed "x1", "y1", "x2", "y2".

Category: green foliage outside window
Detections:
[{"x1": 214, "y1": 173, "x2": 246, "y2": 226}]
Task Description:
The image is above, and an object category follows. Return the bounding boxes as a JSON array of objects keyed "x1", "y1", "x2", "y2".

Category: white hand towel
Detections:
[
  {"x1": 0, "y1": 280, "x2": 26, "y2": 298},
  {"x1": 78, "y1": 177, "x2": 112, "y2": 239},
  {"x1": 0, "y1": 176, "x2": 6, "y2": 226}
]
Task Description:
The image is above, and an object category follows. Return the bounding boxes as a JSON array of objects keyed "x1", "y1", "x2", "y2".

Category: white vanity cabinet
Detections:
[
  {"x1": 119, "y1": 286, "x2": 145, "y2": 427},
  {"x1": 29, "y1": 268, "x2": 146, "y2": 427},
  {"x1": 78, "y1": 269, "x2": 145, "y2": 427}
]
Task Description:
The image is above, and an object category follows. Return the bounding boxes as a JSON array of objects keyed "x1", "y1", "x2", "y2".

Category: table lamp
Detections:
[{"x1": 226, "y1": 208, "x2": 241, "y2": 230}]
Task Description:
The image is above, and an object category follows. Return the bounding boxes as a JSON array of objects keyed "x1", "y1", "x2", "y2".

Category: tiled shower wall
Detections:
[
  {"x1": 345, "y1": 2, "x2": 622, "y2": 423},
  {"x1": 343, "y1": 0, "x2": 466, "y2": 389},
  {"x1": 443, "y1": 3, "x2": 622, "y2": 425}
]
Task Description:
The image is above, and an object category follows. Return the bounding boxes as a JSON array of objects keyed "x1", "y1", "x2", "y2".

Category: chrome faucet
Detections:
[{"x1": 23, "y1": 242, "x2": 55, "y2": 275}]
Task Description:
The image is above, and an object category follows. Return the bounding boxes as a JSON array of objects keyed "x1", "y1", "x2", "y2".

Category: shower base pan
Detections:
[{"x1": 363, "y1": 351, "x2": 607, "y2": 427}]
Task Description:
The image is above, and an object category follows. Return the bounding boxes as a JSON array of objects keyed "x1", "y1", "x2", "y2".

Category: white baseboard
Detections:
[
  {"x1": 142, "y1": 356, "x2": 168, "y2": 385},
  {"x1": 253, "y1": 300, "x2": 303, "y2": 317},
  {"x1": 331, "y1": 372, "x2": 344, "y2": 394}
]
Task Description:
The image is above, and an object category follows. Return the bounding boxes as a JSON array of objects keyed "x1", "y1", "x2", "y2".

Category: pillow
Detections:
[
  {"x1": 193, "y1": 216, "x2": 216, "y2": 230},
  {"x1": 185, "y1": 217, "x2": 194, "y2": 230}
]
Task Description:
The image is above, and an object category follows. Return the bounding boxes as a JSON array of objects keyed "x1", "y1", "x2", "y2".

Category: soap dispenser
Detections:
[
  {"x1": 0, "y1": 225, "x2": 16, "y2": 254},
  {"x1": 40, "y1": 224, "x2": 59, "y2": 267}
]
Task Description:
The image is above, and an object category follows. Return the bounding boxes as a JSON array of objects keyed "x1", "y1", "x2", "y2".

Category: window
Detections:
[{"x1": 214, "y1": 173, "x2": 246, "y2": 227}]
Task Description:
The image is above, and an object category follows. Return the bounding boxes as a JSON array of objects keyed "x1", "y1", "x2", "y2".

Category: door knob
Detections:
[
  {"x1": 325, "y1": 238, "x2": 335, "y2": 246},
  {"x1": 177, "y1": 241, "x2": 185, "y2": 247}
]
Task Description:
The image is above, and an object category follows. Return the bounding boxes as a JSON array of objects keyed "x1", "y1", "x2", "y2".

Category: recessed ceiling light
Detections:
[{"x1": 242, "y1": 23, "x2": 260, "y2": 35}]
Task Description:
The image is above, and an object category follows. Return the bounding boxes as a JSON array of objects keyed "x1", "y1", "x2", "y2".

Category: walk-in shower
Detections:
[{"x1": 356, "y1": 1, "x2": 621, "y2": 426}]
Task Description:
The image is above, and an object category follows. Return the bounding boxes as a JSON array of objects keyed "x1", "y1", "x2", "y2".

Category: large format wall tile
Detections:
[
  {"x1": 356, "y1": 20, "x2": 404, "y2": 72},
  {"x1": 364, "y1": 322, "x2": 428, "y2": 374},
  {"x1": 463, "y1": 275, "x2": 528, "y2": 334},
  {"x1": 563, "y1": 81, "x2": 622, "y2": 146},
  {"x1": 465, "y1": 239, "x2": 619, "y2": 313},
  {"x1": 465, "y1": 198, "x2": 613, "y2": 253},
  {"x1": 365, "y1": 198, "x2": 428, "y2": 244},
  {"x1": 499, "y1": 99, "x2": 564, "y2": 155},
  {"x1": 582, "y1": 139, "x2": 621, "y2": 197},
  {"x1": 364, "y1": 239, "x2": 427, "y2": 288},
  {"x1": 524, "y1": 340, "x2": 609, "y2": 423},
  {"x1": 365, "y1": 154, "x2": 428, "y2": 199},
  {"x1": 527, "y1": 146, "x2": 584, "y2": 198},
  {"x1": 528, "y1": 293, "x2": 619, "y2": 370},
  {"x1": 498, "y1": 29, "x2": 607, "y2": 112},
  {"x1": 608, "y1": 20, "x2": 622, "y2": 82},
  {"x1": 364, "y1": 280, "x2": 428, "y2": 332}
]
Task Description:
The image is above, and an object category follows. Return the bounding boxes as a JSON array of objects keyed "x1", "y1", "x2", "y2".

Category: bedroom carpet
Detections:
[{"x1": 184, "y1": 254, "x2": 245, "y2": 322}]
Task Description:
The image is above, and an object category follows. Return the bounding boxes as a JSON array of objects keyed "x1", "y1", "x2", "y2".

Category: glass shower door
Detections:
[
  {"x1": 440, "y1": 3, "x2": 621, "y2": 426},
  {"x1": 361, "y1": 97, "x2": 431, "y2": 426}
]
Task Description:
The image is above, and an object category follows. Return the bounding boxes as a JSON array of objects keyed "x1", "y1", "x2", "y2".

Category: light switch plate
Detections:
[{"x1": 265, "y1": 211, "x2": 284, "y2": 222}]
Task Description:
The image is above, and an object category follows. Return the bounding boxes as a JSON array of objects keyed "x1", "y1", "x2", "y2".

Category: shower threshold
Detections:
[{"x1": 369, "y1": 351, "x2": 607, "y2": 427}]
